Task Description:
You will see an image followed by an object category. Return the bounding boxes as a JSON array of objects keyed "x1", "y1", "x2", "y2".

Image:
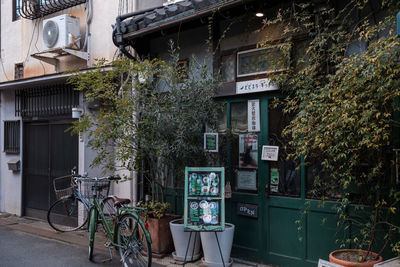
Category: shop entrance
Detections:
[{"x1": 220, "y1": 96, "x2": 339, "y2": 267}]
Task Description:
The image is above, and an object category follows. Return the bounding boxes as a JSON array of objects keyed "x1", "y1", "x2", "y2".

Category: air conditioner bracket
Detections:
[{"x1": 31, "y1": 47, "x2": 88, "y2": 66}]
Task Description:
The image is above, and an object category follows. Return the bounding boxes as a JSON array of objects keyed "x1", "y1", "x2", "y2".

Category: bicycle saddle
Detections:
[{"x1": 110, "y1": 195, "x2": 131, "y2": 207}]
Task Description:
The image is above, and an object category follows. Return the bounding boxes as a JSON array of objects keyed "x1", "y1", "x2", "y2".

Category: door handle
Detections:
[{"x1": 265, "y1": 184, "x2": 269, "y2": 198}]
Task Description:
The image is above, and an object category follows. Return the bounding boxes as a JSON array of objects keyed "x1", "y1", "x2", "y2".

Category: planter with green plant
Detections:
[
  {"x1": 137, "y1": 201, "x2": 180, "y2": 255},
  {"x1": 259, "y1": 0, "x2": 400, "y2": 265},
  {"x1": 68, "y1": 43, "x2": 221, "y2": 257}
]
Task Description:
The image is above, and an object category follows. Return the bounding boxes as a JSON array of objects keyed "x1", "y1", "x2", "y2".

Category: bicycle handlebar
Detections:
[{"x1": 73, "y1": 175, "x2": 121, "y2": 182}]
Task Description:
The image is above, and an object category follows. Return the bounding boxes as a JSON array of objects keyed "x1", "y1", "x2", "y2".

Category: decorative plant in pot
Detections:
[
  {"x1": 68, "y1": 43, "x2": 221, "y2": 256},
  {"x1": 259, "y1": 0, "x2": 400, "y2": 266}
]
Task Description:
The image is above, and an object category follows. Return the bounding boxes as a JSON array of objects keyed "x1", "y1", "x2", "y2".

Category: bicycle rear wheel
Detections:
[
  {"x1": 117, "y1": 214, "x2": 152, "y2": 267},
  {"x1": 47, "y1": 197, "x2": 87, "y2": 232}
]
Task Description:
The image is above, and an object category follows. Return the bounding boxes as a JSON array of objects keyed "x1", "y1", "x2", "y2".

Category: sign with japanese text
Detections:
[
  {"x1": 236, "y1": 78, "x2": 278, "y2": 94},
  {"x1": 184, "y1": 167, "x2": 225, "y2": 231},
  {"x1": 204, "y1": 133, "x2": 218, "y2": 152},
  {"x1": 248, "y1": 99, "x2": 260, "y2": 132},
  {"x1": 261, "y1": 145, "x2": 279, "y2": 161}
]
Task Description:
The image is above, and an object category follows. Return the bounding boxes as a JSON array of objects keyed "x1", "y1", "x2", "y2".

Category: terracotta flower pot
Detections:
[
  {"x1": 329, "y1": 249, "x2": 383, "y2": 267},
  {"x1": 146, "y1": 214, "x2": 180, "y2": 255}
]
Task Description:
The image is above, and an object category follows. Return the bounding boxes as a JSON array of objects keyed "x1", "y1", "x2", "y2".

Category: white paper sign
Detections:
[
  {"x1": 261, "y1": 145, "x2": 279, "y2": 161},
  {"x1": 236, "y1": 78, "x2": 278, "y2": 94},
  {"x1": 248, "y1": 99, "x2": 260, "y2": 132}
]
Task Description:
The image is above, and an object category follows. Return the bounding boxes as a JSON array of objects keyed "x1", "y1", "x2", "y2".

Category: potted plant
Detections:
[
  {"x1": 137, "y1": 201, "x2": 180, "y2": 256},
  {"x1": 259, "y1": 0, "x2": 400, "y2": 265},
  {"x1": 68, "y1": 43, "x2": 221, "y2": 256}
]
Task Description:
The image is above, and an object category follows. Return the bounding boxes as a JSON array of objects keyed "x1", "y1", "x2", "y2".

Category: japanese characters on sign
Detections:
[
  {"x1": 204, "y1": 133, "x2": 218, "y2": 152},
  {"x1": 236, "y1": 78, "x2": 278, "y2": 94},
  {"x1": 184, "y1": 167, "x2": 225, "y2": 231},
  {"x1": 261, "y1": 145, "x2": 279, "y2": 161},
  {"x1": 248, "y1": 99, "x2": 260, "y2": 132}
]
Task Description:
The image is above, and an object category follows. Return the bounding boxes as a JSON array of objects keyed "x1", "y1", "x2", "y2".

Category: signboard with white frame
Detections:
[
  {"x1": 261, "y1": 145, "x2": 279, "y2": 161},
  {"x1": 236, "y1": 78, "x2": 278, "y2": 94},
  {"x1": 204, "y1": 133, "x2": 218, "y2": 152}
]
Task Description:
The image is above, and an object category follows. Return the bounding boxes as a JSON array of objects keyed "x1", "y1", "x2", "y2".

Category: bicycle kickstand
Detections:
[{"x1": 102, "y1": 241, "x2": 113, "y2": 263}]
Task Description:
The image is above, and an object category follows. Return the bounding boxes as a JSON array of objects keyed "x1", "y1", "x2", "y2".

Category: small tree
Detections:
[
  {"x1": 261, "y1": 0, "x2": 400, "y2": 260},
  {"x1": 69, "y1": 48, "x2": 221, "y2": 203}
]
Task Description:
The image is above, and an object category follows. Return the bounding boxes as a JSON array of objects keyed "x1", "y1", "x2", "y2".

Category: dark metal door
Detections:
[{"x1": 23, "y1": 121, "x2": 78, "y2": 219}]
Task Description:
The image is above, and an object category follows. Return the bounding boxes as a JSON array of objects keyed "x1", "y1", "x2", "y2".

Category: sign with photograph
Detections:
[
  {"x1": 204, "y1": 133, "x2": 218, "y2": 152},
  {"x1": 184, "y1": 167, "x2": 225, "y2": 231},
  {"x1": 248, "y1": 100, "x2": 260, "y2": 132},
  {"x1": 239, "y1": 134, "x2": 258, "y2": 168},
  {"x1": 236, "y1": 78, "x2": 278, "y2": 94},
  {"x1": 261, "y1": 145, "x2": 279, "y2": 161}
]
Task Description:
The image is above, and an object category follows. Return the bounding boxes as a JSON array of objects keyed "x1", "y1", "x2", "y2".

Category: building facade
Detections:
[
  {"x1": 0, "y1": 0, "x2": 162, "y2": 219},
  {"x1": 113, "y1": 0, "x2": 399, "y2": 266}
]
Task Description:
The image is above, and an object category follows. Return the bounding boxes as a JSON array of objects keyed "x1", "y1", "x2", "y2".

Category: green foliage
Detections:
[
  {"x1": 260, "y1": 0, "x2": 400, "y2": 259},
  {"x1": 68, "y1": 44, "x2": 221, "y2": 202},
  {"x1": 137, "y1": 201, "x2": 171, "y2": 219}
]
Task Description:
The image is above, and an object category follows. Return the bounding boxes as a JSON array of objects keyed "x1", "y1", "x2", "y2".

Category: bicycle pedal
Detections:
[{"x1": 102, "y1": 258, "x2": 112, "y2": 263}]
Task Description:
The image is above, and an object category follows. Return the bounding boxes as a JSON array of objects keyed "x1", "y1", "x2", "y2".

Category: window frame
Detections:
[
  {"x1": 4, "y1": 120, "x2": 21, "y2": 154},
  {"x1": 236, "y1": 45, "x2": 289, "y2": 78}
]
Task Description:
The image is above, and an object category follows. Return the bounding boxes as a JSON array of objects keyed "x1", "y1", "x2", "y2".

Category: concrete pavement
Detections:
[{"x1": 0, "y1": 213, "x2": 273, "y2": 267}]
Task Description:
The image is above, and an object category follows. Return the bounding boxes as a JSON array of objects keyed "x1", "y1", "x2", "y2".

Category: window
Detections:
[
  {"x1": 13, "y1": 0, "x2": 21, "y2": 21},
  {"x1": 237, "y1": 46, "x2": 288, "y2": 77},
  {"x1": 4, "y1": 121, "x2": 20, "y2": 154},
  {"x1": 15, "y1": 63, "x2": 23, "y2": 79}
]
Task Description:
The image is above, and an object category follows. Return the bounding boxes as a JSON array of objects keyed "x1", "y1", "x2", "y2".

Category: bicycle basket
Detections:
[
  {"x1": 53, "y1": 175, "x2": 75, "y2": 200},
  {"x1": 81, "y1": 179, "x2": 110, "y2": 201}
]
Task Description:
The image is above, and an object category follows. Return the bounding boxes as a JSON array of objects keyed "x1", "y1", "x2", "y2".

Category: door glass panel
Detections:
[
  {"x1": 217, "y1": 103, "x2": 227, "y2": 133},
  {"x1": 268, "y1": 103, "x2": 300, "y2": 197},
  {"x1": 231, "y1": 102, "x2": 247, "y2": 134}
]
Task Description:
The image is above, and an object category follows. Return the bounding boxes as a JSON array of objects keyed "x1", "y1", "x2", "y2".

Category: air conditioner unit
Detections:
[{"x1": 42, "y1": 14, "x2": 80, "y2": 50}]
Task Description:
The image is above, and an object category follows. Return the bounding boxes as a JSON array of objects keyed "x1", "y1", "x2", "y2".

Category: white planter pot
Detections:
[
  {"x1": 169, "y1": 218, "x2": 202, "y2": 262},
  {"x1": 200, "y1": 223, "x2": 235, "y2": 267}
]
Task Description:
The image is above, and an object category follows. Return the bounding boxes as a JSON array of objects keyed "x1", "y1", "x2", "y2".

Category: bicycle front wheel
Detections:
[
  {"x1": 88, "y1": 208, "x2": 98, "y2": 261},
  {"x1": 47, "y1": 197, "x2": 87, "y2": 232},
  {"x1": 117, "y1": 214, "x2": 152, "y2": 267}
]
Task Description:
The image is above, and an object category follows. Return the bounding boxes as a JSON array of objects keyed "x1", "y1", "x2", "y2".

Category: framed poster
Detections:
[
  {"x1": 239, "y1": 134, "x2": 258, "y2": 168},
  {"x1": 236, "y1": 170, "x2": 257, "y2": 191},
  {"x1": 184, "y1": 167, "x2": 225, "y2": 231},
  {"x1": 204, "y1": 133, "x2": 218, "y2": 152},
  {"x1": 261, "y1": 145, "x2": 279, "y2": 161}
]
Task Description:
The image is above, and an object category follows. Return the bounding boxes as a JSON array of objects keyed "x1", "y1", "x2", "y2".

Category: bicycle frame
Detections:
[{"x1": 90, "y1": 193, "x2": 152, "y2": 249}]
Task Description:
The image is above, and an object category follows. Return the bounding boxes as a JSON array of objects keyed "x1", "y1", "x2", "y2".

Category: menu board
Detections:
[{"x1": 184, "y1": 167, "x2": 225, "y2": 231}]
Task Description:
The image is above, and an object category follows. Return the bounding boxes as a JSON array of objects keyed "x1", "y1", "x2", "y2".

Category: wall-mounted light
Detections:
[
  {"x1": 72, "y1": 107, "x2": 84, "y2": 119},
  {"x1": 256, "y1": 12, "x2": 264, "y2": 18}
]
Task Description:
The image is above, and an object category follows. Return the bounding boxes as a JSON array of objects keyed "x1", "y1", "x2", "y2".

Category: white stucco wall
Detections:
[
  {"x1": 0, "y1": 0, "x2": 138, "y2": 214},
  {"x1": 0, "y1": 90, "x2": 22, "y2": 215}
]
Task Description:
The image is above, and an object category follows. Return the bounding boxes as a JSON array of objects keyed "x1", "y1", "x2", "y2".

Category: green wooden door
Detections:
[{"x1": 221, "y1": 96, "x2": 342, "y2": 266}]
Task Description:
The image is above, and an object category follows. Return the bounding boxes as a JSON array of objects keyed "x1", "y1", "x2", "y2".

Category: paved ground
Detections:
[{"x1": 0, "y1": 213, "x2": 272, "y2": 267}]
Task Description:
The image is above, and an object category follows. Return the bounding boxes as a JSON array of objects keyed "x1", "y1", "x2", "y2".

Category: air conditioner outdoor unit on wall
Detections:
[{"x1": 42, "y1": 14, "x2": 80, "y2": 50}]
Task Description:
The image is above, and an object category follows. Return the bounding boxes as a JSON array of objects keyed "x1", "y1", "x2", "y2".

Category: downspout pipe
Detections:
[{"x1": 114, "y1": 5, "x2": 164, "y2": 59}]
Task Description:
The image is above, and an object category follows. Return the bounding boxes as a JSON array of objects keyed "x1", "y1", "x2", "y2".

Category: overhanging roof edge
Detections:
[
  {"x1": 122, "y1": 0, "x2": 255, "y2": 41},
  {"x1": 0, "y1": 67, "x2": 114, "y2": 91}
]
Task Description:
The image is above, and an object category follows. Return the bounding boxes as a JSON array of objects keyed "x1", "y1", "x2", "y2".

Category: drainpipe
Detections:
[{"x1": 114, "y1": 5, "x2": 164, "y2": 59}]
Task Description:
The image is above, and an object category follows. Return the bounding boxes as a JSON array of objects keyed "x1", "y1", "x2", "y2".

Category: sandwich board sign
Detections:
[{"x1": 184, "y1": 167, "x2": 225, "y2": 231}]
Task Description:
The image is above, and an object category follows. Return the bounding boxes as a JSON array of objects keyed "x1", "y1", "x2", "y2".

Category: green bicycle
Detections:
[{"x1": 75, "y1": 175, "x2": 152, "y2": 266}]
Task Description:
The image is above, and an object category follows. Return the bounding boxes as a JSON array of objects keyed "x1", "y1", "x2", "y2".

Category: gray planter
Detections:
[
  {"x1": 200, "y1": 223, "x2": 235, "y2": 267},
  {"x1": 169, "y1": 218, "x2": 202, "y2": 262}
]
